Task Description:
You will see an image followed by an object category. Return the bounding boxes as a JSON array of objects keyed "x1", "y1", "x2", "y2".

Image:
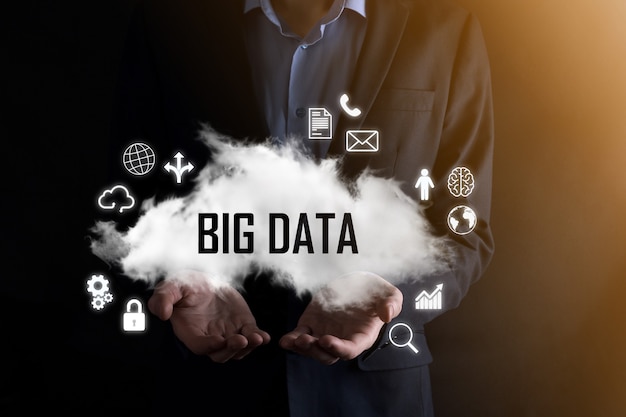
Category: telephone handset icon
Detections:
[{"x1": 339, "y1": 93, "x2": 362, "y2": 118}]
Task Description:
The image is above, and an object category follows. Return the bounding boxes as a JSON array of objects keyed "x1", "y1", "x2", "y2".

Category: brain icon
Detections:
[{"x1": 447, "y1": 167, "x2": 475, "y2": 197}]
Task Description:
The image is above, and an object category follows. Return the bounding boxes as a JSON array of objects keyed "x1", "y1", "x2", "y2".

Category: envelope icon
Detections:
[{"x1": 345, "y1": 130, "x2": 379, "y2": 152}]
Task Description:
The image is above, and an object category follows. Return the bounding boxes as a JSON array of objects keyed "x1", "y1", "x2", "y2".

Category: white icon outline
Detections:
[
  {"x1": 164, "y1": 151, "x2": 195, "y2": 184},
  {"x1": 447, "y1": 205, "x2": 477, "y2": 235},
  {"x1": 86, "y1": 274, "x2": 114, "y2": 311},
  {"x1": 447, "y1": 166, "x2": 475, "y2": 197},
  {"x1": 122, "y1": 298, "x2": 146, "y2": 332},
  {"x1": 388, "y1": 322, "x2": 419, "y2": 354},
  {"x1": 308, "y1": 107, "x2": 333, "y2": 139},
  {"x1": 345, "y1": 130, "x2": 379, "y2": 152},
  {"x1": 414, "y1": 168, "x2": 435, "y2": 201},
  {"x1": 122, "y1": 142, "x2": 156, "y2": 176},
  {"x1": 97, "y1": 185, "x2": 135, "y2": 213},
  {"x1": 415, "y1": 283, "x2": 443, "y2": 310},
  {"x1": 339, "y1": 93, "x2": 362, "y2": 118}
]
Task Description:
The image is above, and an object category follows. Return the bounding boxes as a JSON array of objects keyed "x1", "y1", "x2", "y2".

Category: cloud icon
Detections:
[{"x1": 97, "y1": 185, "x2": 136, "y2": 213}]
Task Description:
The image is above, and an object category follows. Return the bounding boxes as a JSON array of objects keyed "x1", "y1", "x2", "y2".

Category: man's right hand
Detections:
[{"x1": 148, "y1": 273, "x2": 270, "y2": 362}]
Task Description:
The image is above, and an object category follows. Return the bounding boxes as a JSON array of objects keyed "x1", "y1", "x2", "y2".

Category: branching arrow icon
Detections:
[{"x1": 164, "y1": 152, "x2": 194, "y2": 184}]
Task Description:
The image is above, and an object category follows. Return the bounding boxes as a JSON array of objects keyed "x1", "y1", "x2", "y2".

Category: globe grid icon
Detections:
[{"x1": 123, "y1": 142, "x2": 156, "y2": 175}]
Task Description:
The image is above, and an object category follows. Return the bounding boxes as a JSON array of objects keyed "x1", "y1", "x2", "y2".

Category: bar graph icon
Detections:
[{"x1": 414, "y1": 284, "x2": 443, "y2": 310}]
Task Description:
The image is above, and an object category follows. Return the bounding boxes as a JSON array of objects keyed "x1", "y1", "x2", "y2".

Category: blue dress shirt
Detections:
[{"x1": 244, "y1": 0, "x2": 366, "y2": 157}]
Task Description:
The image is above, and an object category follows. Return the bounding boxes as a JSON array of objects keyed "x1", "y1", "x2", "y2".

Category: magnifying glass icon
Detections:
[{"x1": 388, "y1": 322, "x2": 419, "y2": 354}]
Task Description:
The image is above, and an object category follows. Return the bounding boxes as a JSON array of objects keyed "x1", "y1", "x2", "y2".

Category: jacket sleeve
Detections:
[{"x1": 359, "y1": 11, "x2": 494, "y2": 370}]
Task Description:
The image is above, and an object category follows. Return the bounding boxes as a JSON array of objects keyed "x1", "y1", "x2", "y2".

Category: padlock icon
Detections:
[{"x1": 122, "y1": 298, "x2": 146, "y2": 332}]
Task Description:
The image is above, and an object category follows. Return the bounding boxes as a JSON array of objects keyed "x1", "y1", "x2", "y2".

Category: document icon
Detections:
[
  {"x1": 345, "y1": 130, "x2": 379, "y2": 152},
  {"x1": 308, "y1": 108, "x2": 333, "y2": 139}
]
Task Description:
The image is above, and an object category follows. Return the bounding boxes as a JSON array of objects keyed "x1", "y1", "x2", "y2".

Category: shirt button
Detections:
[
  {"x1": 295, "y1": 107, "x2": 306, "y2": 118},
  {"x1": 300, "y1": 44, "x2": 308, "y2": 49}
]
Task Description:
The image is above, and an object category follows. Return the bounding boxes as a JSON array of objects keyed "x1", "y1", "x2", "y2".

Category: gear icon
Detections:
[
  {"x1": 87, "y1": 274, "x2": 110, "y2": 298},
  {"x1": 91, "y1": 296, "x2": 106, "y2": 310},
  {"x1": 103, "y1": 293, "x2": 114, "y2": 303}
]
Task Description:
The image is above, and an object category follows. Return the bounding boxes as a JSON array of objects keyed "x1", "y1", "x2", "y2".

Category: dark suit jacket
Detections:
[{"x1": 112, "y1": 0, "x2": 494, "y2": 415}]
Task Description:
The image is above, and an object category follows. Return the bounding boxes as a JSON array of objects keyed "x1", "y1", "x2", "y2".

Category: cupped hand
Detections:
[
  {"x1": 279, "y1": 272, "x2": 403, "y2": 365},
  {"x1": 148, "y1": 272, "x2": 270, "y2": 362}
]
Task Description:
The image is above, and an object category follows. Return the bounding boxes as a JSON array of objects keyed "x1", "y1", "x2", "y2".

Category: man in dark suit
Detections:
[{"x1": 113, "y1": 0, "x2": 494, "y2": 415}]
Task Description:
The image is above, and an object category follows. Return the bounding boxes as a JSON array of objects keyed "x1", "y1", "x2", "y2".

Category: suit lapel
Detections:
[
  {"x1": 328, "y1": 0, "x2": 410, "y2": 157},
  {"x1": 207, "y1": 0, "x2": 409, "y2": 148}
]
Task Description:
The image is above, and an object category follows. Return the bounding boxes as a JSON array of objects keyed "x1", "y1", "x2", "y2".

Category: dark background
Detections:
[{"x1": 2, "y1": 0, "x2": 625, "y2": 416}]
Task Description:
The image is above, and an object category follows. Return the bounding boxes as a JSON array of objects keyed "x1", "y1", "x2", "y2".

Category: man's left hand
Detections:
[{"x1": 279, "y1": 272, "x2": 403, "y2": 365}]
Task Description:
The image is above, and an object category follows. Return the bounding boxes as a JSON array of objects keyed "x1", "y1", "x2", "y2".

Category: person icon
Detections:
[{"x1": 415, "y1": 168, "x2": 435, "y2": 201}]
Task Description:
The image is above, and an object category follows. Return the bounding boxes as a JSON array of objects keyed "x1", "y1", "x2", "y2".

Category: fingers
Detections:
[
  {"x1": 180, "y1": 333, "x2": 229, "y2": 357},
  {"x1": 375, "y1": 286, "x2": 404, "y2": 323},
  {"x1": 208, "y1": 327, "x2": 271, "y2": 362},
  {"x1": 279, "y1": 325, "x2": 310, "y2": 350},
  {"x1": 208, "y1": 334, "x2": 249, "y2": 363},
  {"x1": 318, "y1": 334, "x2": 369, "y2": 361},
  {"x1": 148, "y1": 280, "x2": 183, "y2": 320},
  {"x1": 241, "y1": 323, "x2": 271, "y2": 346},
  {"x1": 231, "y1": 324, "x2": 271, "y2": 360},
  {"x1": 280, "y1": 327, "x2": 340, "y2": 365},
  {"x1": 281, "y1": 331, "x2": 372, "y2": 364},
  {"x1": 176, "y1": 325, "x2": 270, "y2": 362},
  {"x1": 177, "y1": 332, "x2": 248, "y2": 362},
  {"x1": 150, "y1": 277, "x2": 271, "y2": 363}
]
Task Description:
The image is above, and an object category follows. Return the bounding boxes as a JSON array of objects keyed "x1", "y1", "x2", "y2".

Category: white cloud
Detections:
[{"x1": 90, "y1": 128, "x2": 451, "y2": 297}]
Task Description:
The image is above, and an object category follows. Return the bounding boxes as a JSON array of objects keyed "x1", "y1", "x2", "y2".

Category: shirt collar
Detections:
[
  {"x1": 244, "y1": 0, "x2": 366, "y2": 44},
  {"x1": 244, "y1": 0, "x2": 367, "y2": 20}
]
